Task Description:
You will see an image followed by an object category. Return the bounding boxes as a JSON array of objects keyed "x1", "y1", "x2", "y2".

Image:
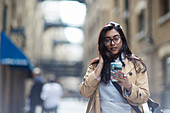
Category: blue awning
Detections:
[{"x1": 0, "y1": 32, "x2": 33, "y2": 70}]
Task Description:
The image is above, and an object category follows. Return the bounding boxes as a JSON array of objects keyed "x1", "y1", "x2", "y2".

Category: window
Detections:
[
  {"x1": 160, "y1": 0, "x2": 170, "y2": 16},
  {"x1": 162, "y1": 56, "x2": 170, "y2": 108},
  {"x1": 138, "y1": 10, "x2": 145, "y2": 32}
]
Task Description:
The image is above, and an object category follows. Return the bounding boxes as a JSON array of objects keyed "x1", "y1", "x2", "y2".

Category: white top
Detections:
[
  {"x1": 41, "y1": 83, "x2": 63, "y2": 109},
  {"x1": 99, "y1": 81, "x2": 131, "y2": 113}
]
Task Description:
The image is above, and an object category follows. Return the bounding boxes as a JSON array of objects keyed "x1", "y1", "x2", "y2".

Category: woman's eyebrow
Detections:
[{"x1": 112, "y1": 34, "x2": 119, "y2": 37}]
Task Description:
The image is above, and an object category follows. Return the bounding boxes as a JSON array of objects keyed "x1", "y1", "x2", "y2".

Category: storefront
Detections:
[{"x1": 0, "y1": 32, "x2": 33, "y2": 113}]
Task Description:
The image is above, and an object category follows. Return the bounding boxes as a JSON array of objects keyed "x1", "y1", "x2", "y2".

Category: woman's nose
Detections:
[{"x1": 110, "y1": 40, "x2": 115, "y2": 45}]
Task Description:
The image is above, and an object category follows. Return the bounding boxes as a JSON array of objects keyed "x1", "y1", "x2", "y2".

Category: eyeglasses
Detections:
[{"x1": 104, "y1": 35, "x2": 121, "y2": 46}]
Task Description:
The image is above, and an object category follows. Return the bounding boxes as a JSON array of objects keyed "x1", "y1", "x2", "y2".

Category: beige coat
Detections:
[{"x1": 79, "y1": 57, "x2": 150, "y2": 113}]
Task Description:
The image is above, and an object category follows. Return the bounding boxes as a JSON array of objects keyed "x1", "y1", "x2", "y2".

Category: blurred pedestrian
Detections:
[
  {"x1": 79, "y1": 22, "x2": 150, "y2": 113},
  {"x1": 41, "y1": 74, "x2": 63, "y2": 113},
  {"x1": 29, "y1": 67, "x2": 44, "y2": 113}
]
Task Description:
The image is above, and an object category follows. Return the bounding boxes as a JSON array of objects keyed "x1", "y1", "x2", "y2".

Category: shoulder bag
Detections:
[{"x1": 112, "y1": 82, "x2": 163, "y2": 113}]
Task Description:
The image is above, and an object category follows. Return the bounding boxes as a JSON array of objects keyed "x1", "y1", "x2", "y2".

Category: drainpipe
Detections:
[
  {"x1": 147, "y1": 0, "x2": 154, "y2": 45},
  {"x1": 2, "y1": 0, "x2": 7, "y2": 32},
  {"x1": 1, "y1": 1, "x2": 7, "y2": 112},
  {"x1": 124, "y1": 0, "x2": 130, "y2": 47}
]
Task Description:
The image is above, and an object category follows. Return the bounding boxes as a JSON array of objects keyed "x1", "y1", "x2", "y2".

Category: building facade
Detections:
[
  {"x1": 0, "y1": 1, "x2": 85, "y2": 113},
  {"x1": 0, "y1": 0, "x2": 44, "y2": 113},
  {"x1": 83, "y1": 0, "x2": 170, "y2": 110}
]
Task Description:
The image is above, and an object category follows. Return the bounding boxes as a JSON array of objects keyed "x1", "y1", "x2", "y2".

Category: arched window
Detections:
[
  {"x1": 162, "y1": 55, "x2": 170, "y2": 108},
  {"x1": 138, "y1": 10, "x2": 145, "y2": 32},
  {"x1": 159, "y1": 0, "x2": 170, "y2": 16}
]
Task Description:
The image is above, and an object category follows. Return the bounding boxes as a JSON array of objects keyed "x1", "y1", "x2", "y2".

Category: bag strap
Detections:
[{"x1": 112, "y1": 82, "x2": 143, "y2": 113}]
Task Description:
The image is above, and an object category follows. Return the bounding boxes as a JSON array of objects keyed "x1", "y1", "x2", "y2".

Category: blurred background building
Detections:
[
  {"x1": 0, "y1": 0, "x2": 44, "y2": 113},
  {"x1": 0, "y1": 0, "x2": 86, "y2": 113},
  {"x1": 0, "y1": 0, "x2": 170, "y2": 113}
]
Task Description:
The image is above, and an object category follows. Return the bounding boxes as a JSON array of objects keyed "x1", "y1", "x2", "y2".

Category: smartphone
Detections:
[{"x1": 110, "y1": 62, "x2": 122, "y2": 82}]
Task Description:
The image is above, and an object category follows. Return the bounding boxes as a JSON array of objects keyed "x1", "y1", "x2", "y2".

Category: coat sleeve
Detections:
[
  {"x1": 123, "y1": 62, "x2": 150, "y2": 106},
  {"x1": 79, "y1": 64, "x2": 100, "y2": 98}
]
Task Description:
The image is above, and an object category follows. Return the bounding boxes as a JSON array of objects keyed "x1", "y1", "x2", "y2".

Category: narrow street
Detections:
[{"x1": 1, "y1": 1, "x2": 170, "y2": 113}]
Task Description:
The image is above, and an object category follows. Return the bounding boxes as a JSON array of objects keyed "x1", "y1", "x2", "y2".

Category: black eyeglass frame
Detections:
[{"x1": 104, "y1": 35, "x2": 122, "y2": 46}]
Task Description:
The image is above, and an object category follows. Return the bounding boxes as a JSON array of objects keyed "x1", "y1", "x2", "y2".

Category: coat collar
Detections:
[{"x1": 122, "y1": 58, "x2": 135, "y2": 75}]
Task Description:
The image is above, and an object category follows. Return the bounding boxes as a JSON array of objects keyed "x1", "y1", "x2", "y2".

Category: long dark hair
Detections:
[{"x1": 91, "y1": 22, "x2": 147, "y2": 84}]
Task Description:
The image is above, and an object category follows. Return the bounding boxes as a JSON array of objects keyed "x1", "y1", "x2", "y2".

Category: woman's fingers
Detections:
[
  {"x1": 113, "y1": 71, "x2": 124, "y2": 79},
  {"x1": 112, "y1": 71, "x2": 129, "y2": 83}
]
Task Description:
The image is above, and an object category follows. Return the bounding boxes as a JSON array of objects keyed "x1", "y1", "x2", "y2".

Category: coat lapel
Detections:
[{"x1": 122, "y1": 58, "x2": 134, "y2": 75}]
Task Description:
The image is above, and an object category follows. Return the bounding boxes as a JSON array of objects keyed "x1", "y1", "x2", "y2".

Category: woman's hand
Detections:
[
  {"x1": 112, "y1": 71, "x2": 132, "y2": 91},
  {"x1": 94, "y1": 53, "x2": 104, "y2": 79}
]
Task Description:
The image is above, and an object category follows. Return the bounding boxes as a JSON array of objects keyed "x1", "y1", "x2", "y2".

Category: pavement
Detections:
[
  {"x1": 35, "y1": 97, "x2": 88, "y2": 113},
  {"x1": 58, "y1": 98, "x2": 87, "y2": 113}
]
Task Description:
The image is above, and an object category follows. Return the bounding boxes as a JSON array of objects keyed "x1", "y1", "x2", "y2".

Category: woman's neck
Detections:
[{"x1": 113, "y1": 55, "x2": 118, "y2": 59}]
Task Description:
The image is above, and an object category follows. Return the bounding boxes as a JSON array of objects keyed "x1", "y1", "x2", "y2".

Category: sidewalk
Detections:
[
  {"x1": 35, "y1": 98, "x2": 170, "y2": 113},
  {"x1": 35, "y1": 97, "x2": 88, "y2": 113},
  {"x1": 58, "y1": 98, "x2": 87, "y2": 113}
]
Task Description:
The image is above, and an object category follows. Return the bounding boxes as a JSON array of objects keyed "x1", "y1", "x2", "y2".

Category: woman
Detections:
[{"x1": 79, "y1": 22, "x2": 150, "y2": 113}]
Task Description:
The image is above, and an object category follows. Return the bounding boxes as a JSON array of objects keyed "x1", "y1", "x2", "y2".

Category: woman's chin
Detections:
[{"x1": 110, "y1": 51, "x2": 119, "y2": 55}]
